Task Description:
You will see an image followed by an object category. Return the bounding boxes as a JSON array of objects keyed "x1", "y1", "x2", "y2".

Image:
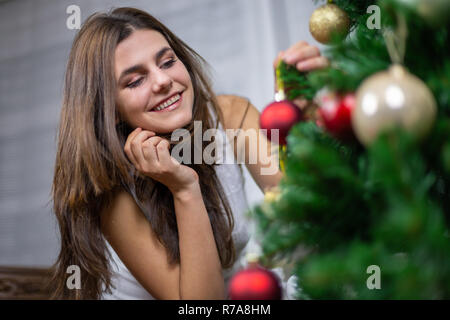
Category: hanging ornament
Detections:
[
  {"x1": 309, "y1": 2, "x2": 350, "y2": 44},
  {"x1": 352, "y1": 12, "x2": 437, "y2": 146},
  {"x1": 260, "y1": 62, "x2": 305, "y2": 146},
  {"x1": 260, "y1": 62, "x2": 306, "y2": 174},
  {"x1": 318, "y1": 92, "x2": 356, "y2": 140},
  {"x1": 260, "y1": 100, "x2": 303, "y2": 146},
  {"x1": 352, "y1": 64, "x2": 437, "y2": 146},
  {"x1": 228, "y1": 254, "x2": 282, "y2": 300}
]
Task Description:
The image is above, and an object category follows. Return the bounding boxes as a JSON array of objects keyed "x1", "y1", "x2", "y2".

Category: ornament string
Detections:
[
  {"x1": 275, "y1": 61, "x2": 286, "y2": 102},
  {"x1": 275, "y1": 61, "x2": 287, "y2": 174},
  {"x1": 279, "y1": 145, "x2": 286, "y2": 173},
  {"x1": 382, "y1": 12, "x2": 408, "y2": 65}
]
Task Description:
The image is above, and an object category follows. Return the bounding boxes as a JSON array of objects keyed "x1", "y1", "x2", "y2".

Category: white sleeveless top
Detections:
[{"x1": 101, "y1": 107, "x2": 298, "y2": 300}]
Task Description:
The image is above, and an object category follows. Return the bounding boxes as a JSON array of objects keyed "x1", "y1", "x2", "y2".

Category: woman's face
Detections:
[{"x1": 114, "y1": 29, "x2": 194, "y2": 134}]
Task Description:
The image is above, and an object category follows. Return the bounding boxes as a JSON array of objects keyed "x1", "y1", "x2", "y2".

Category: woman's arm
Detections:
[
  {"x1": 173, "y1": 184, "x2": 225, "y2": 299},
  {"x1": 217, "y1": 42, "x2": 328, "y2": 192},
  {"x1": 101, "y1": 184, "x2": 225, "y2": 300},
  {"x1": 217, "y1": 95, "x2": 283, "y2": 193},
  {"x1": 101, "y1": 128, "x2": 225, "y2": 300}
]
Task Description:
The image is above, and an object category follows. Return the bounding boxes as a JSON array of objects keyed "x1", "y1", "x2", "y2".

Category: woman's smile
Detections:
[{"x1": 148, "y1": 92, "x2": 183, "y2": 113}]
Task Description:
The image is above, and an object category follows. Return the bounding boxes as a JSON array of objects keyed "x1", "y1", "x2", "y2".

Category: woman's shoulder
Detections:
[
  {"x1": 99, "y1": 187, "x2": 140, "y2": 232},
  {"x1": 216, "y1": 94, "x2": 251, "y2": 131}
]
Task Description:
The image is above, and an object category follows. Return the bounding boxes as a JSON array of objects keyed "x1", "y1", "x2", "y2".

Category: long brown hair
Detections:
[{"x1": 49, "y1": 7, "x2": 236, "y2": 299}]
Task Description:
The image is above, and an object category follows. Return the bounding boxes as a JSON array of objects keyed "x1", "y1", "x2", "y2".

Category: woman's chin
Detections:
[{"x1": 151, "y1": 117, "x2": 192, "y2": 135}]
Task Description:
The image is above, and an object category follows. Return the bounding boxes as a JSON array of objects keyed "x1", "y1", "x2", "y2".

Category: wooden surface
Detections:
[{"x1": 0, "y1": 266, "x2": 52, "y2": 300}]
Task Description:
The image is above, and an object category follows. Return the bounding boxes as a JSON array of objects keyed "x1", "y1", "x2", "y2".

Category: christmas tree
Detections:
[{"x1": 252, "y1": 0, "x2": 450, "y2": 299}]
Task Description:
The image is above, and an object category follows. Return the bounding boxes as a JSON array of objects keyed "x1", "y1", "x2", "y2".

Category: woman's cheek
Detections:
[{"x1": 126, "y1": 92, "x2": 146, "y2": 113}]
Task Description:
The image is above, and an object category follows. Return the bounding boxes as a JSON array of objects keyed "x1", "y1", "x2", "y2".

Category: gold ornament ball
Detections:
[
  {"x1": 352, "y1": 64, "x2": 437, "y2": 146},
  {"x1": 309, "y1": 4, "x2": 350, "y2": 44}
]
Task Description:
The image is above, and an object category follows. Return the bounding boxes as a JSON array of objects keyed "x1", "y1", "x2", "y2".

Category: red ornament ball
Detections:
[
  {"x1": 228, "y1": 265, "x2": 282, "y2": 300},
  {"x1": 260, "y1": 100, "x2": 304, "y2": 145},
  {"x1": 318, "y1": 92, "x2": 356, "y2": 140}
]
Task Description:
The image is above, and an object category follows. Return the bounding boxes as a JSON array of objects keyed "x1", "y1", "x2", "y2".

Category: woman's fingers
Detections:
[
  {"x1": 283, "y1": 45, "x2": 320, "y2": 65},
  {"x1": 128, "y1": 130, "x2": 155, "y2": 169},
  {"x1": 142, "y1": 136, "x2": 164, "y2": 164},
  {"x1": 141, "y1": 137, "x2": 178, "y2": 178},
  {"x1": 296, "y1": 56, "x2": 329, "y2": 72},
  {"x1": 274, "y1": 41, "x2": 328, "y2": 73},
  {"x1": 141, "y1": 137, "x2": 160, "y2": 167},
  {"x1": 273, "y1": 42, "x2": 309, "y2": 68},
  {"x1": 124, "y1": 127, "x2": 142, "y2": 165},
  {"x1": 125, "y1": 130, "x2": 175, "y2": 177},
  {"x1": 122, "y1": 129, "x2": 195, "y2": 189},
  {"x1": 155, "y1": 139, "x2": 176, "y2": 168},
  {"x1": 284, "y1": 41, "x2": 308, "y2": 57}
]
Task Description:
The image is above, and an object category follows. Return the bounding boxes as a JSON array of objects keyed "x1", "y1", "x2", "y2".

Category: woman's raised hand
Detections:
[
  {"x1": 273, "y1": 41, "x2": 329, "y2": 73},
  {"x1": 124, "y1": 127, "x2": 199, "y2": 195},
  {"x1": 273, "y1": 41, "x2": 329, "y2": 109}
]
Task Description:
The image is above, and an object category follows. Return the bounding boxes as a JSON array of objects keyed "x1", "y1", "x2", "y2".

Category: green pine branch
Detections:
[{"x1": 251, "y1": 0, "x2": 450, "y2": 299}]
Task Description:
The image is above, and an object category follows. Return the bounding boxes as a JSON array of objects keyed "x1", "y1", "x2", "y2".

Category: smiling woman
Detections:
[
  {"x1": 48, "y1": 5, "x2": 325, "y2": 300},
  {"x1": 49, "y1": 7, "x2": 253, "y2": 300}
]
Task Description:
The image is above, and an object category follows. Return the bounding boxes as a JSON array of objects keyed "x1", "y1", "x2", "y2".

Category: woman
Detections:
[{"x1": 49, "y1": 7, "x2": 328, "y2": 300}]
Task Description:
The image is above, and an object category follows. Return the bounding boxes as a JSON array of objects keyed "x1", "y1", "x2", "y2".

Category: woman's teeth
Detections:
[{"x1": 154, "y1": 94, "x2": 180, "y2": 111}]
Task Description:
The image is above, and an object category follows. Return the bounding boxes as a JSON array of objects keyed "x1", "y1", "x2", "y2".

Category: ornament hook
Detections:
[{"x1": 383, "y1": 11, "x2": 408, "y2": 65}]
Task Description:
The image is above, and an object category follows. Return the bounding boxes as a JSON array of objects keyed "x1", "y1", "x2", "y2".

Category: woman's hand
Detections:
[
  {"x1": 124, "y1": 127, "x2": 199, "y2": 195},
  {"x1": 274, "y1": 41, "x2": 329, "y2": 73},
  {"x1": 273, "y1": 41, "x2": 329, "y2": 109}
]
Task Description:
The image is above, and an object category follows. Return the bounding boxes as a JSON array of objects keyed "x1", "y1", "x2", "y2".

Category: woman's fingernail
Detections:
[
  {"x1": 283, "y1": 54, "x2": 294, "y2": 64},
  {"x1": 297, "y1": 61, "x2": 308, "y2": 71}
]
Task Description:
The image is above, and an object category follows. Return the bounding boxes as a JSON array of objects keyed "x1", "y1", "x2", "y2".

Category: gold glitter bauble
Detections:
[
  {"x1": 309, "y1": 4, "x2": 350, "y2": 44},
  {"x1": 352, "y1": 64, "x2": 437, "y2": 146}
]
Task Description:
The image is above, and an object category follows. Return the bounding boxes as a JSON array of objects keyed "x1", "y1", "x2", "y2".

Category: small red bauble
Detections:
[
  {"x1": 319, "y1": 92, "x2": 356, "y2": 140},
  {"x1": 228, "y1": 265, "x2": 282, "y2": 300},
  {"x1": 260, "y1": 100, "x2": 304, "y2": 145}
]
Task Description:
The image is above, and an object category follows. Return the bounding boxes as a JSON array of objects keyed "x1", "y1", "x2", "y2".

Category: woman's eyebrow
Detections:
[
  {"x1": 155, "y1": 46, "x2": 173, "y2": 63},
  {"x1": 117, "y1": 47, "x2": 173, "y2": 84},
  {"x1": 118, "y1": 65, "x2": 144, "y2": 83}
]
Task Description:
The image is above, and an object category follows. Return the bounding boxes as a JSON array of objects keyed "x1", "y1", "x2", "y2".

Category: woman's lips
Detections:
[{"x1": 150, "y1": 93, "x2": 183, "y2": 113}]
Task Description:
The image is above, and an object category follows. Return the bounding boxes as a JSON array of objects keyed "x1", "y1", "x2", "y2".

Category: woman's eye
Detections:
[
  {"x1": 161, "y1": 58, "x2": 177, "y2": 69},
  {"x1": 126, "y1": 77, "x2": 143, "y2": 89}
]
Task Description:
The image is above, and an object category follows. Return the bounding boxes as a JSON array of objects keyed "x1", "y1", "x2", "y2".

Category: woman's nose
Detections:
[{"x1": 151, "y1": 70, "x2": 172, "y2": 93}]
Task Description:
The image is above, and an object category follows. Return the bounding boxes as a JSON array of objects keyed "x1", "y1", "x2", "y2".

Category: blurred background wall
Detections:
[{"x1": 0, "y1": 0, "x2": 320, "y2": 267}]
